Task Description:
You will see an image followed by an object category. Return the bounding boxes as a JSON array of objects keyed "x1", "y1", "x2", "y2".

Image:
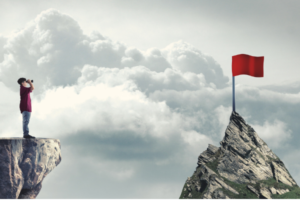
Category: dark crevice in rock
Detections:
[
  {"x1": 270, "y1": 162, "x2": 276, "y2": 180},
  {"x1": 244, "y1": 149, "x2": 252, "y2": 159},
  {"x1": 199, "y1": 180, "x2": 208, "y2": 193},
  {"x1": 274, "y1": 159, "x2": 285, "y2": 168},
  {"x1": 230, "y1": 111, "x2": 246, "y2": 132},
  {"x1": 259, "y1": 193, "x2": 268, "y2": 199},
  {"x1": 249, "y1": 132, "x2": 260, "y2": 147},
  {"x1": 19, "y1": 182, "x2": 42, "y2": 199},
  {"x1": 9, "y1": 142, "x2": 15, "y2": 196},
  {"x1": 227, "y1": 145, "x2": 246, "y2": 159}
]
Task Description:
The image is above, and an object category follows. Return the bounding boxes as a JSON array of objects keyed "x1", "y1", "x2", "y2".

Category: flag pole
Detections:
[{"x1": 232, "y1": 76, "x2": 235, "y2": 112}]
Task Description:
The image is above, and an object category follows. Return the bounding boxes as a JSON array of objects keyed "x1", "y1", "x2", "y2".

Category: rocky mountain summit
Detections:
[
  {"x1": 0, "y1": 138, "x2": 61, "y2": 198},
  {"x1": 180, "y1": 111, "x2": 300, "y2": 199}
]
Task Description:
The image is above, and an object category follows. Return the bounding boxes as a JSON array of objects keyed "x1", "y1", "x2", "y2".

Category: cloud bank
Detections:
[{"x1": 0, "y1": 9, "x2": 299, "y2": 199}]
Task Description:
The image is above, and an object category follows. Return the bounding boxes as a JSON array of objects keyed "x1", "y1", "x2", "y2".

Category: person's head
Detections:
[{"x1": 17, "y1": 78, "x2": 27, "y2": 87}]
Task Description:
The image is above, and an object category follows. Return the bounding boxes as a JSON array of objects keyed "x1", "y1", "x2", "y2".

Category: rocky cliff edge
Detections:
[
  {"x1": 0, "y1": 138, "x2": 61, "y2": 199},
  {"x1": 179, "y1": 111, "x2": 300, "y2": 199}
]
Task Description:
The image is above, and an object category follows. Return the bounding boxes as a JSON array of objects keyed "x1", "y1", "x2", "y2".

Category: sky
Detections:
[{"x1": 0, "y1": 0, "x2": 299, "y2": 198}]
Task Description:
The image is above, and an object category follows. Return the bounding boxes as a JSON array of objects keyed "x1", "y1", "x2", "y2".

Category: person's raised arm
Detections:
[{"x1": 27, "y1": 79, "x2": 34, "y2": 91}]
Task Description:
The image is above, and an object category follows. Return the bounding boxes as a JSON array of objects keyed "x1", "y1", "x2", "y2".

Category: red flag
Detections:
[{"x1": 232, "y1": 54, "x2": 264, "y2": 77}]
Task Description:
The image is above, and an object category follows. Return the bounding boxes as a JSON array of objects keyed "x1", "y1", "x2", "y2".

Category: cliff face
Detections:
[
  {"x1": 179, "y1": 111, "x2": 300, "y2": 199},
  {"x1": 0, "y1": 138, "x2": 61, "y2": 199}
]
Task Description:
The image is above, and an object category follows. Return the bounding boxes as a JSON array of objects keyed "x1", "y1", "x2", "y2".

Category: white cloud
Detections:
[
  {"x1": 181, "y1": 130, "x2": 214, "y2": 161},
  {"x1": 77, "y1": 64, "x2": 208, "y2": 95},
  {"x1": 0, "y1": 9, "x2": 229, "y2": 97},
  {"x1": 0, "y1": 9, "x2": 127, "y2": 94},
  {"x1": 24, "y1": 76, "x2": 210, "y2": 147},
  {"x1": 214, "y1": 105, "x2": 232, "y2": 139},
  {"x1": 144, "y1": 48, "x2": 172, "y2": 72},
  {"x1": 162, "y1": 40, "x2": 229, "y2": 88},
  {"x1": 0, "y1": 36, "x2": 6, "y2": 62},
  {"x1": 31, "y1": 82, "x2": 181, "y2": 139},
  {"x1": 125, "y1": 47, "x2": 144, "y2": 62},
  {"x1": 91, "y1": 160, "x2": 136, "y2": 181},
  {"x1": 251, "y1": 119, "x2": 292, "y2": 149},
  {"x1": 135, "y1": 182, "x2": 183, "y2": 199},
  {"x1": 181, "y1": 130, "x2": 212, "y2": 147},
  {"x1": 237, "y1": 84, "x2": 300, "y2": 104}
]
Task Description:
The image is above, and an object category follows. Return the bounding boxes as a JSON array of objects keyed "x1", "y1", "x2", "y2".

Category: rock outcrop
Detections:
[
  {"x1": 0, "y1": 138, "x2": 61, "y2": 199},
  {"x1": 179, "y1": 111, "x2": 299, "y2": 199}
]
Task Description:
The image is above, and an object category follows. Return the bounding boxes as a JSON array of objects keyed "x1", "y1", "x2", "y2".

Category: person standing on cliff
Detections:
[{"x1": 17, "y1": 78, "x2": 35, "y2": 139}]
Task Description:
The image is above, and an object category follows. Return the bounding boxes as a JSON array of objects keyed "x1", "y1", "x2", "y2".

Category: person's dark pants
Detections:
[{"x1": 22, "y1": 111, "x2": 31, "y2": 136}]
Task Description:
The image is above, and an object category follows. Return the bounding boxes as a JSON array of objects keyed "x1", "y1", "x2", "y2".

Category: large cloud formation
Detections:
[
  {"x1": 0, "y1": 9, "x2": 299, "y2": 199},
  {"x1": 0, "y1": 9, "x2": 229, "y2": 96}
]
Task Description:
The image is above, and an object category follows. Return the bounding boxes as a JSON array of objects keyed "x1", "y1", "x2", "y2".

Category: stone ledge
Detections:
[{"x1": 0, "y1": 138, "x2": 61, "y2": 199}]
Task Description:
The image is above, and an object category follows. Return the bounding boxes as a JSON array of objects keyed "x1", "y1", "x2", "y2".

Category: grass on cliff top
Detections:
[
  {"x1": 179, "y1": 182, "x2": 208, "y2": 199},
  {"x1": 205, "y1": 159, "x2": 219, "y2": 175},
  {"x1": 221, "y1": 177, "x2": 300, "y2": 199},
  {"x1": 205, "y1": 148, "x2": 221, "y2": 175},
  {"x1": 272, "y1": 186, "x2": 300, "y2": 199},
  {"x1": 178, "y1": 183, "x2": 188, "y2": 199},
  {"x1": 219, "y1": 176, "x2": 258, "y2": 199},
  {"x1": 260, "y1": 178, "x2": 300, "y2": 199}
]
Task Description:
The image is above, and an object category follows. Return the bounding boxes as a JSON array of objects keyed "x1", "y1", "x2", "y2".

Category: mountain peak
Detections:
[{"x1": 180, "y1": 112, "x2": 299, "y2": 199}]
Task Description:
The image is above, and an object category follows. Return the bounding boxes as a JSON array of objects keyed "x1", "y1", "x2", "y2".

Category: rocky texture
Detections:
[
  {"x1": 0, "y1": 138, "x2": 61, "y2": 199},
  {"x1": 179, "y1": 111, "x2": 299, "y2": 199},
  {"x1": 260, "y1": 186, "x2": 272, "y2": 199},
  {"x1": 247, "y1": 185, "x2": 259, "y2": 197}
]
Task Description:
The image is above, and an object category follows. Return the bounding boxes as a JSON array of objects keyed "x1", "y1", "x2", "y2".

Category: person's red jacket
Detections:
[{"x1": 20, "y1": 85, "x2": 32, "y2": 113}]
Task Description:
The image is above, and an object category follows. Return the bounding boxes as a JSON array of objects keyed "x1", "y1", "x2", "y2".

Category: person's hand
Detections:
[{"x1": 27, "y1": 79, "x2": 31, "y2": 83}]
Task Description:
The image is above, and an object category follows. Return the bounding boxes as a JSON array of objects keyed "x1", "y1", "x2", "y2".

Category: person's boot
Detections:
[{"x1": 23, "y1": 134, "x2": 35, "y2": 139}]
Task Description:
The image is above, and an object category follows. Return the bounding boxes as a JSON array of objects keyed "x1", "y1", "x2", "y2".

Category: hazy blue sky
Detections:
[{"x1": 0, "y1": 0, "x2": 299, "y2": 198}]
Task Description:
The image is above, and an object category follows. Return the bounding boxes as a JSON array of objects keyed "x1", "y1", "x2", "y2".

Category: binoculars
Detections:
[{"x1": 27, "y1": 80, "x2": 34, "y2": 83}]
